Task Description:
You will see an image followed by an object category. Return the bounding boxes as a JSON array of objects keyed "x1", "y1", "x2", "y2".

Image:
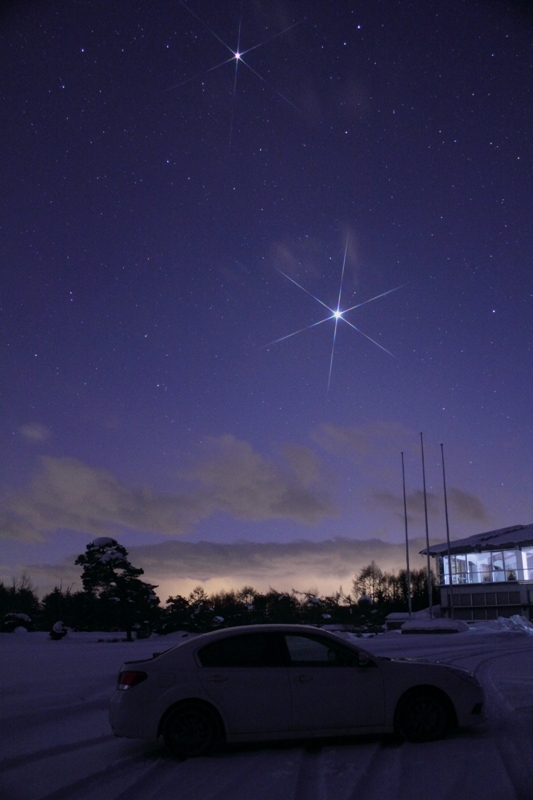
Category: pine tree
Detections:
[{"x1": 75, "y1": 537, "x2": 159, "y2": 640}]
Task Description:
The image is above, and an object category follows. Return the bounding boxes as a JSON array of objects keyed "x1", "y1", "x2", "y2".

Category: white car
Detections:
[{"x1": 109, "y1": 624, "x2": 485, "y2": 758}]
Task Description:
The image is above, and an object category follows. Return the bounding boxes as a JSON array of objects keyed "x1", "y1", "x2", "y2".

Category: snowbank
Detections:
[{"x1": 400, "y1": 618, "x2": 469, "y2": 634}]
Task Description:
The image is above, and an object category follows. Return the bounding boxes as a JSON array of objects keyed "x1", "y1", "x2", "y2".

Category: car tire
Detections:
[
  {"x1": 395, "y1": 689, "x2": 452, "y2": 743},
  {"x1": 163, "y1": 702, "x2": 222, "y2": 759}
]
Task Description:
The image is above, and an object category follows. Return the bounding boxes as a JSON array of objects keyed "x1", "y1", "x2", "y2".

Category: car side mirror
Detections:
[{"x1": 357, "y1": 652, "x2": 374, "y2": 668}]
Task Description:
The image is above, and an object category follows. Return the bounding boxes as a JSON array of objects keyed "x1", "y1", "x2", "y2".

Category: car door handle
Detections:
[
  {"x1": 295, "y1": 674, "x2": 313, "y2": 683},
  {"x1": 206, "y1": 675, "x2": 229, "y2": 683}
]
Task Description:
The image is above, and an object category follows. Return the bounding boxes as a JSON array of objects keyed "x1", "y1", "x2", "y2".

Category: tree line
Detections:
[{"x1": 1, "y1": 540, "x2": 438, "y2": 638}]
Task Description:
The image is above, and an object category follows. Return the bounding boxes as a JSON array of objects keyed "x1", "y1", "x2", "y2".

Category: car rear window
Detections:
[{"x1": 198, "y1": 632, "x2": 288, "y2": 667}]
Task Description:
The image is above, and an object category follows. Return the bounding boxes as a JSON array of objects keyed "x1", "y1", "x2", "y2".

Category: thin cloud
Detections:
[
  {"x1": 369, "y1": 487, "x2": 440, "y2": 524},
  {"x1": 0, "y1": 510, "x2": 44, "y2": 542},
  {"x1": 312, "y1": 421, "x2": 416, "y2": 461},
  {"x1": 269, "y1": 237, "x2": 323, "y2": 280},
  {"x1": 3, "y1": 457, "x2": 197, "y2": 541},
  {"x1": 1, "y1": 437, "x2": 335, "y2": 541},
  {"x1": 186, "y1": 435, "x2": 335, "y2": 523},
  {"x1": 369, "y1": 486, "x2": 489, "y2": 525},
  {"x1": 19, "y1": 423, "x2": 51, "y2": 443},
  {"x1": 279, "y1": 443, "x2": 322, "y2": 487},
  {"x1": 447, "y1": 487, "x2": 490, "y2": 523}
]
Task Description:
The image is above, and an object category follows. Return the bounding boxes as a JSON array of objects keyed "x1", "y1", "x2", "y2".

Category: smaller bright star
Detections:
[{"x1": 167, "y1": 2, "x2": 303, "y2": 148}]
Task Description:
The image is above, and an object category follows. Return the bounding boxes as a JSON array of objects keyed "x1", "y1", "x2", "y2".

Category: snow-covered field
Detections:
[{"x1": 1, "y1": 621, "x2": 533, "y2": 800}]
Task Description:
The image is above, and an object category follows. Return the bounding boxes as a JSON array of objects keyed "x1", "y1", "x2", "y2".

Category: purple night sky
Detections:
[{"x1": 1, "y1": 0, "x2": 532, "y2": 601}]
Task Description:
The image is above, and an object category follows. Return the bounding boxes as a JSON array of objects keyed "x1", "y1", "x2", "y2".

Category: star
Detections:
[
  {"x1": 167, "y1": 2, "x2": 304, "y2": 146},
  {"x1": 268, "y1": 238, "x2": 405, "y2": 392}
]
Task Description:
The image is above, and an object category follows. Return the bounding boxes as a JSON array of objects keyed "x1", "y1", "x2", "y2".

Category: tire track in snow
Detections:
[
  {"x1": 409, "y1": 641, "x2": 533, "y2": 800},
  {"x1": 293, "y1": 747, "x2": 329, "y2": 800},
  {"x1": 109, "y1": 751, "x2": 284, "y2": 800},
  {"x1": 333, "y1": 731, "x2": 518, "y2": 800},
  {"x1": 292, "y1": 739, "x2": 393, "y2": 800},
  {"x1": 25, "y1": 745, "x2": 165, "y2": 800},
  {"x1": 109, "y1": 757, "x2": 187, "y2": 800},
  {"x1": 353, "y1": 637, "x2": 533, "y2": 800},
  {"x1": 0, "y1": 733, "x2": 115, "y2": 772},
  {"x1": 342, "y1": 739, "x2": 404, "y2": 800},
  {"x1": 3, "y1": 697, "x2": 110, "y2": 734},
  {"x1": 474, "y1": 649, "x2": 533, "y2": 800},
  {"x1": 174, "y1": 747, "x2": 299, "y2": 800}
]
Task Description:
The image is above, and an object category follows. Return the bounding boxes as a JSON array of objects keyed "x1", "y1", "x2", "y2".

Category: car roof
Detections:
[{"x1": 165, "y1": 624, "x2": 358, "y2": 652}]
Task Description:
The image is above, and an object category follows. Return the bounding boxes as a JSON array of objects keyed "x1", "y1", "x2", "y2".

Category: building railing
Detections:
[
  {"x1": 441, "y1": 569, "x2": 524, "y2": 585},
  {"x1": 439, "y1": 550, "x2": 533, "y2": 586}
]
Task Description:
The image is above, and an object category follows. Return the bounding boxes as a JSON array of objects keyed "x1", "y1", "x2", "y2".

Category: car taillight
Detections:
[{"x1": 117, "y1": 670, "x2": 148, "y2": 690}]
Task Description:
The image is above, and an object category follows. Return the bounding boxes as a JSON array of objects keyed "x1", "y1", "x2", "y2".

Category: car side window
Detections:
[
  {"x1": 284, "y1": 634, "x2": 358, "y2": 667},
  {"x1": 197, "y1": 632, "x2": 288, "y2": 667}
]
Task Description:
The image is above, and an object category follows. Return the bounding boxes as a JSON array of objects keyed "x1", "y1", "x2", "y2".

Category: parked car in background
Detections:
[{"x1": 109, "y1": 624, "x2": 485, "y2": 758}]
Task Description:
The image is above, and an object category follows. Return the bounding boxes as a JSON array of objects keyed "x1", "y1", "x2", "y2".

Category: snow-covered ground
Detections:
[{"x1": 1, "y1": 621, "x2": 533, "y2": 800}]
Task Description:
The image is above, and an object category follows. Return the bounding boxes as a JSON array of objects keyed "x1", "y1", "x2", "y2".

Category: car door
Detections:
[
  {"x1": 283, "y1": 633, "x2": 385, "y2": 732},
  {"x1": 197, "y1": 631, "x2": 291, "y2": 735}
]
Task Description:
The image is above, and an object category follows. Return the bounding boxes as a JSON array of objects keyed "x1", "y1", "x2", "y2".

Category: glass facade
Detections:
[{"x1": 440, "y1": 548, "x2": 533, "y2": 585}]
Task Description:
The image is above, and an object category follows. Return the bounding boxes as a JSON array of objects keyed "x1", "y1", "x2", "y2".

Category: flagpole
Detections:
[
  {"x1": 420, "y1": 432, "x2": 433, "y2": 617},
  {"x1": 401, "y1": 451, "x2": 413, "y2": 620},
  {"x1": 440, "y1": 443, "x2": 454, "y2": 619}
]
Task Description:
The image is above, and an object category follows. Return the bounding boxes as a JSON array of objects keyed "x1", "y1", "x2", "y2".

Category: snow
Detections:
[
  {"x1": 5, "y1": 613, "x2": 32, "y2": 622},
  {"x1": 400, "y1": 618, "x2": 470, "y2": 634},
  {"x1": 1, "y1": 624, "x2": 533, "y2": 800},
  {"x1": 422, "y1": 522, "x2": 533, "y2": 555},
  {"x1": 99, "y1": 552, "x2": 123, "y2": 563}
]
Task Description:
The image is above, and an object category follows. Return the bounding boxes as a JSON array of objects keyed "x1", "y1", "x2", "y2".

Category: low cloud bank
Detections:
[
  {"x1": 3, "y1": 537, "x2": 430, "y2": 600},
  {"x1": 129, "y1": 537, "x2": 428, "y2": 582}
]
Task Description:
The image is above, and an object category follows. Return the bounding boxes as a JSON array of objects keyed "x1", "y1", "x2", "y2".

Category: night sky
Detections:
[{"x1": 1, "y1": 0, "x2": 532, "y2": 600}]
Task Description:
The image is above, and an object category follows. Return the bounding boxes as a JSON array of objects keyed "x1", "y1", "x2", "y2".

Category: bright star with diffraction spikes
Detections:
[
  {"x1": 167, "y1": 2, "x2": 304, "y2": 146},
  {"x1": 267, "y1": 238, "x2": 405, "y2": 393}
]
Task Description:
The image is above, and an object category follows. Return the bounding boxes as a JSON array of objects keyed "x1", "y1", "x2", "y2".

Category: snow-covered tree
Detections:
[{"x1": 75, "y1": 537, "x2": 159, "y2": 640}]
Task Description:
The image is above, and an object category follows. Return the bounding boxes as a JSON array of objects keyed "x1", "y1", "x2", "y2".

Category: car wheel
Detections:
[
  {"x1": 163, "y1": 702, "x2": 222, "y2": 759},
  {"x1": 395, "y1": 690, "x2": 451, "y2": 743}
]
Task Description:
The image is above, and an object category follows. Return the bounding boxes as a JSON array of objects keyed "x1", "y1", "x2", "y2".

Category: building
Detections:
[{"x1": 421, "y1": 523, "x2": 533, "y2": 621}]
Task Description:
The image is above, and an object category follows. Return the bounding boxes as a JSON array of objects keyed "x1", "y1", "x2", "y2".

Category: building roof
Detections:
[{"x1": 421, "y1": 523, "x2": 533, "y2": 556}]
